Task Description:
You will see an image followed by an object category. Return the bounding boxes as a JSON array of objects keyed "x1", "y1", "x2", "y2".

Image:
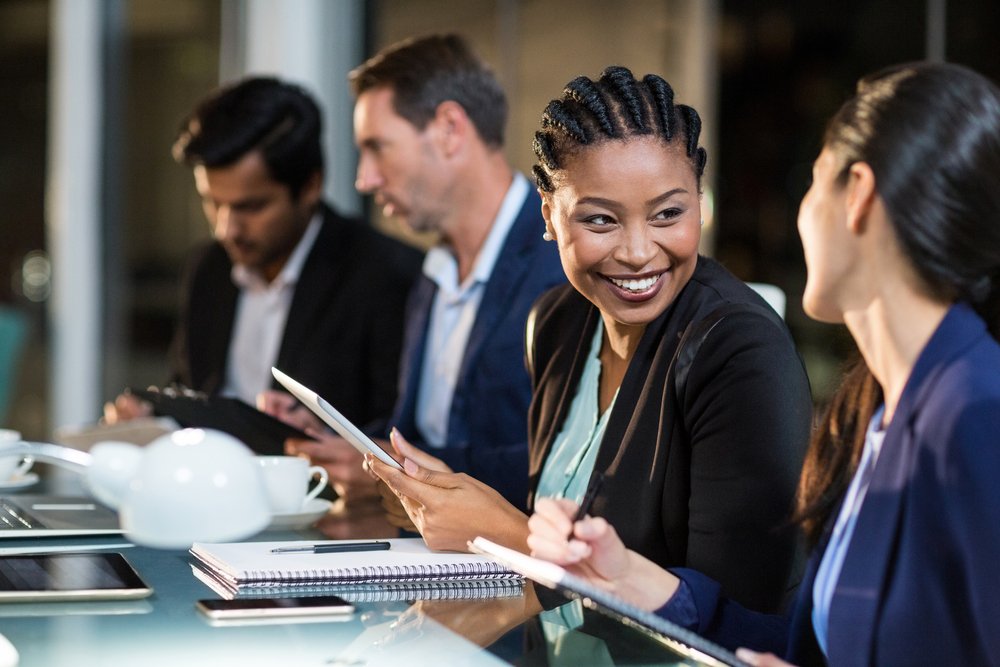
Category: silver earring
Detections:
[
  {"x1": 699, "y1": 218, "x2": 705, "y2": 227},
  {"x1": 542, "y1": 231, "x2": 554, "y2": 241}
]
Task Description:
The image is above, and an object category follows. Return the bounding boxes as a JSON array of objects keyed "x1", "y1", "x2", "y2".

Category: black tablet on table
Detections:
[
  {"x1": 131, "y1": 388, "x2": 312, "y2": 456},
  {"x1": 0, "y1": 552, "x2": 152, "y2": 602}
]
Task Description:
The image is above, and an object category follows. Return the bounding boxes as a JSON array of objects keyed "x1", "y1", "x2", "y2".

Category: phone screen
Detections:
[{"x1": 196, "y1": 595, "x2": 355, "y2": 619}]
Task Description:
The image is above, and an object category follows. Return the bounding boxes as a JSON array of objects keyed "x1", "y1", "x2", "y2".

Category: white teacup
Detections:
[
  {"x1": 256, "y1": 456, "x2": 328, "y2": 514},
  {"x1": 0, "y1": 429, "x2": 33, "y2": 482}
]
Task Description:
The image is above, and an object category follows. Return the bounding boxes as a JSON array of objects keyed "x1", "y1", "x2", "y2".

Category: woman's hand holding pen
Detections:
[
  {"x1": 527, "y1": 497, "x2": 679, "y2": 611},
  {"x1": 365, "y1": 429, "x2": 530, "y2": 553}
]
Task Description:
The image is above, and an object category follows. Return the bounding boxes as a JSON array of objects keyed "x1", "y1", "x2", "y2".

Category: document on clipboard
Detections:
[
  {"x1": 469, "y1": 537, "x2": 748, "y2": 667},
  {"x1": 271, "y1": 368, "x2": 403, "y2": 469}
]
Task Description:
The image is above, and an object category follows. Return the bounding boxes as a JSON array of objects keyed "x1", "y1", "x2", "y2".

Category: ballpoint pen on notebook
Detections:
[
  {"x1": 573, "y1": 472, "x2": 607, "y2": 522},
  {"x1": 270, "y1": 541, "x2": 391, "y2": 554}
]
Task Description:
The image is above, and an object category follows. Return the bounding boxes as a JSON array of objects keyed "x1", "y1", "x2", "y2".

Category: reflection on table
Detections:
[{"x1": 1, "y1": 493, "x2": 723, "y2": 666}]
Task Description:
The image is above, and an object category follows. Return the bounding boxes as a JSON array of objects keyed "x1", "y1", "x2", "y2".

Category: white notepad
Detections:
[{"x1": 190, "y1": 538, "x2": 520, "y2": 590}]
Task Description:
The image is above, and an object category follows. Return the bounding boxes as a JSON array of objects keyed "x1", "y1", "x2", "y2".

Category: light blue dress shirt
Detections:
[
  {"x1": 415, "y1": 174, "x2": 529, "y2": 447},
  {"x1": 536, "y1": 319, "x2": 618, "y2": 504},
  {"x1": 537, "y1": 318, "x2": 618, "y2": 662},
  {"x1": 812, "y1": 405, "x2": 886, "y2": 655}
]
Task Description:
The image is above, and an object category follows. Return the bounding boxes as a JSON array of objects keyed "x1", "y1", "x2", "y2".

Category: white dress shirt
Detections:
[
  {"x1": 220, "y1": 213, "x2": 322, "y2": 405},
  {"x1": 415, "y1": 173, "x2": 530, "y2": 447}
]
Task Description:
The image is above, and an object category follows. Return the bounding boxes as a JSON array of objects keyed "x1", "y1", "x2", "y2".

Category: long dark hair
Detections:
[{"x1": 797, "y1": 62, "x2": 1000, "y2": 545}]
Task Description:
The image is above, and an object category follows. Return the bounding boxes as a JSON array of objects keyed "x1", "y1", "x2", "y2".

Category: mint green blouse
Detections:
[{"x1": 536, "y1": 319, "x2": 619, "y2": 504}]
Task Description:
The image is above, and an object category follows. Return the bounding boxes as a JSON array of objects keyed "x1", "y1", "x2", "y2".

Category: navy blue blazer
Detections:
[
  {"x1": 386, "y1": 188, "x2": 565, "y2": 511},
  {"x1": 674, "y1": 302, "x2": 1000, "y2": 666}
]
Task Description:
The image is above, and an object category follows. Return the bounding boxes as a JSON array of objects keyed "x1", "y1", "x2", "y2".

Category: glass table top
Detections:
[{"x1": 0, "y1": 493, "x2": 732, "y2": 666}]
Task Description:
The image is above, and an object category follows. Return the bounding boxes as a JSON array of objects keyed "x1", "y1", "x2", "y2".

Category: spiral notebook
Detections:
[
  {"x1": 191, "y1": 561, "x2": 525, "y2": 602},
  {"x1": 190, "y1": 538, "x2": 521, "y2": 591}
]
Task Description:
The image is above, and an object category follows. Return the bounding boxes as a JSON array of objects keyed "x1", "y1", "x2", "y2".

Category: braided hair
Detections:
[{"x1": 532, "y1": 66, "x2": 707, "y2": 193}]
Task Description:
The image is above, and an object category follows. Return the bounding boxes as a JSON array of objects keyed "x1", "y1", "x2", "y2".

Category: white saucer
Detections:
[
  {"x1": 266, "y1": 498, "x2": 332, "y2": 530},
  {"x1": 0, "y1": 472, "x2": 39, "y2": 491}
]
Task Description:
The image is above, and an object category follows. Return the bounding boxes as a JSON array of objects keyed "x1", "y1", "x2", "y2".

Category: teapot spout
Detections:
[{"x1": 0, "y1": 440, "x2": 92, "y2": 471}]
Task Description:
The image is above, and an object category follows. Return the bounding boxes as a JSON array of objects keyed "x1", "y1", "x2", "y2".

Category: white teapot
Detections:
[{"x1": 1, "y1": 428, "x2": 271, "y2": 548}]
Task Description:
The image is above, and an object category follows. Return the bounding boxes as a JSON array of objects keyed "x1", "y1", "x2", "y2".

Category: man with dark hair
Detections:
[
  {"x1": 267, "y1": 35, "x2": 565, "y2": 508},
  {"x1": 106, "y1": 76, "x2": 422, "y2": 432}
]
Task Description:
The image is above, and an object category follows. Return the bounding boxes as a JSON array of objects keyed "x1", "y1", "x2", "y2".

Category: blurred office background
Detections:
[{"x1": 1, "y1": 0, "x2": 998, "y2": 440}]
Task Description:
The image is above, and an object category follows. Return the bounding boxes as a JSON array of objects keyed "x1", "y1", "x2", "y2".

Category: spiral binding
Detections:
[{"x1": 245, "y1": 561, "x2": 517, "y2": 587}]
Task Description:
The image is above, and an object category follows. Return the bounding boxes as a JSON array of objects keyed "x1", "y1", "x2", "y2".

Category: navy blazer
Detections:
[
  {"x1": 675, "y1": 302, "x2": 1000, "y2": 666},
  {"x1": 169, "y1": 204, "x2": 423, "y2": 428},
  {"x1": 387, "y1": 188, "x2": 565, "y2": 510}
]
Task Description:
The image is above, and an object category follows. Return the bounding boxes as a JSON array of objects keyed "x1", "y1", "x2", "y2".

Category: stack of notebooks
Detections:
[{"x1": 190, "y1": 537, "x2": 524, "y2": 603}]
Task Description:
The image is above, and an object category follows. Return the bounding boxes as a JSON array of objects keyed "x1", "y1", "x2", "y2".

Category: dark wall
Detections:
[{"x1": 715, "y1": 0, "x2": 1000, "y2": 400}]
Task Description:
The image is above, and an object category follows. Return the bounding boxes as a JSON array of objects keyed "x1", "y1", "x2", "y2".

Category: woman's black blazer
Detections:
[{"x1": 526, "y1": 257, "x2": 812, "y2": 613}]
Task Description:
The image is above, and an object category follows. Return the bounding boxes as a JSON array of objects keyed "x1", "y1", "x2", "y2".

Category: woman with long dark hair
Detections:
[{"x1": 527, "y1": 61, "x2": 1000, "y2": 666}]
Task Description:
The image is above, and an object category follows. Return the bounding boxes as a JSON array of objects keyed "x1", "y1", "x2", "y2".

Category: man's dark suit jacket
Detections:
[
  {"x1": 169, "y1": 203, "x2": 423, "y2": 427},
  {"x1": 388, "y1": 188, "x2": 565, "y2": 510},
  {"x1": 527, "y1": 257, "x2": 812, "y2": 614},
  {"x1": 673, "y1": 302, "x2": 1000, "y2": 666}
]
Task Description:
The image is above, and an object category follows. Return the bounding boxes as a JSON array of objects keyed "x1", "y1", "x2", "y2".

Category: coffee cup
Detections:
[
  {"x1": 0, "y1": 429, "x2": 33, "y2": 482},
  {"x1": 256, "y1": 455, "x2": 328, "y2": 514}
]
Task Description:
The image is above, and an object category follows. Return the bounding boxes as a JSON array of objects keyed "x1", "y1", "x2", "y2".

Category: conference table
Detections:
[{"x1": 1, "y1": 484, "x2": 726, "y2": 666}]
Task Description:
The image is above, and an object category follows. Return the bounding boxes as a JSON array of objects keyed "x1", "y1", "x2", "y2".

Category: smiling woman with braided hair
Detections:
[
  {"x1": 367, "y1": 66, "x2": 812, "y2": 615},
  {"x1": 528, "y1": 61, "x2": 1000, "y2": 666}
]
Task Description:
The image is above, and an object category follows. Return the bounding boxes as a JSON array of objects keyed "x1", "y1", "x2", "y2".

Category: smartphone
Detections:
[
  {"x1": 0, "y1": 552, "x2": 153, "y2": 602},
  {"x1": 195, "y1": 595, "x2": 355, "y2": 620}
]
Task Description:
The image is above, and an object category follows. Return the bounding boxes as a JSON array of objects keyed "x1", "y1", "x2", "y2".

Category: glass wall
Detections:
[
  {"x1": 0, "y1": 0, "x2": 220, "y2": 438},
  {"x1": 4, "y1": 0, "x2": 1000, "y2": 438},
  {"x1": 112, "y1": 0, "x2": 221, "y2": 398},
  {"x1": 1, "y1": 0, "x2": 50, "y2": 437}
]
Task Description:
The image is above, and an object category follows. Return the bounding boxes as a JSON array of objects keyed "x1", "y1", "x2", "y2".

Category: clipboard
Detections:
[
  {"x1": 271, "y1": 368, "x2": 403, "y2": 469},
  {"x1": 469, "y1": 537, "x2": 747, "y2": 667},
  {"x1": 132, "y1": 388, "x2": 312, "y2": 456}
]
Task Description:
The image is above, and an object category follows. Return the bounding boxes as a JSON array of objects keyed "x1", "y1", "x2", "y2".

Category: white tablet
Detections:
[{"x1": 271, "y1": 368, "x2": 403, "y2": 470}]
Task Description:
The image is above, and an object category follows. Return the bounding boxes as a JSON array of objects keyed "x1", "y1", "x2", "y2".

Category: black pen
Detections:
[
  {"x1": 573, "y1": 472, "x2": 606, "y2": 522},
  {"x1": 270, "y1": 541, "x2": 391, "y2": 554}
]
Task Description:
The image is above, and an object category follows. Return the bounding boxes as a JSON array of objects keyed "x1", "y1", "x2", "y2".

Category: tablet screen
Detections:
[{"x1": 0, "y1": 552, "x2": 153, "y2": 602}]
